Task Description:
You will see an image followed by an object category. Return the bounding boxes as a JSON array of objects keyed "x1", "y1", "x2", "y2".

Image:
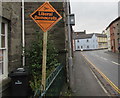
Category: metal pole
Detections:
[
  {"x1": 22, "y1": 0, "x2": 25, "y2": 66},
  {"x1": 67, "y1": 0, "x2": 74, "y2": 91},
  {"x1": 41, "y1": 31, "x2": 48, "y2": 91},
  {"x1": 0, "y1": 1, "x2": 2, "y2": 97}
]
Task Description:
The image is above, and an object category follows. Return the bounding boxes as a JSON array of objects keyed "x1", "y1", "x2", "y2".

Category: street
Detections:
[
  {"x1": 81, "y1": 49, "x2": 119, "y2": 94},
  {"x1": 1, "y1": 1, "x2": 120, "y2": 97},
  {"x1": 73, "y1": 51, "x2": 107, "y2": 96}
]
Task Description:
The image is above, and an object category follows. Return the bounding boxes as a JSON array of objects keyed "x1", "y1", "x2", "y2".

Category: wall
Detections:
[
  {"x1": 24, "y1": 2, "x2": 67, "y2": 67},
  {"x1": 114, "y1": 20, "x2": 119, "y2": 52},
  {"x1": 2, "y1": 2, "x2": 22, "y2": 72},
  {"x1": 1, "y1": 2, "x2": 22, "y2": 94},
  {"x1": 106, "y1": 28, "x2": 111, "y2": 51},
  {"x1": 110, "y1": 20, "x2": 120, "y2": 53},
  {"x1": 1, "y1": 1, "x2": 69, "y2": 96},
  {"x1": 97, "y1": 37, "x2": 108, "y2": 49},
  {"x1": 75, "y1": 34, "x2": 98, "y2": 50}
]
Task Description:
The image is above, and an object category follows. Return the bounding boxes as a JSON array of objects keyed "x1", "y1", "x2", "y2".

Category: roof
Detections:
[
  {"x1": 73, "y1": 33, "x2": 94, "y2": 39},
  {"x1": 106, "y1": 16, "x2": 120, "y2": 30},
  {"x1": 73, "y1": 33, "x2": 107, "y2": 39},
  {"x1": 95, "y1": 33, "x2": 107, "y2": 38},
  {"x1": 74, "y1": 30, "x2": 86, "y2": 35}
]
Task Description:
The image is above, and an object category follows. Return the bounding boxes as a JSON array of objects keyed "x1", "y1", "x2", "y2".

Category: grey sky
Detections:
[{"x1": 70, "y1": 1, "x2": 119, "y2": 33}]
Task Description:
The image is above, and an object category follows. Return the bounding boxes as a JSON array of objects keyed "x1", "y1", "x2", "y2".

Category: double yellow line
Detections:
[{"x1": 81, "y1": 53, "x2": 120, "y2": 94}]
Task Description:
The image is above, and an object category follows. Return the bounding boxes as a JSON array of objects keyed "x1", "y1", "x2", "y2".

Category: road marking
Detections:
[
  {"x1": 111, "y1": 61, "x2": 120, "y2": 65},
  {"x1": 100, "y1": 57, "x2": 108, "y2": 61},
  {"x1": 90, "y1": 68, "x2": 109, "y2": 96},
  {"x1": 81, "y1": 53, "x2": 120, "y2": 94}
]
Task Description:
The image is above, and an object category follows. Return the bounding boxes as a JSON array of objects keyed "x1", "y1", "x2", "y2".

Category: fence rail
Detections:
[{"x1": 34, "y1": 65, "x2": 65, "y2": 97}]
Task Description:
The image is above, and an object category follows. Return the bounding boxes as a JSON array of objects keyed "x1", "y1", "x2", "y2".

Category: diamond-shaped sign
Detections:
[{"x1": 30, "y1": 2, "x2": 62, "y2": 32}]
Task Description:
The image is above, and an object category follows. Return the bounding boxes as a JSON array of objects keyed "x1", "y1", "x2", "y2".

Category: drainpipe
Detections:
[{"x1": 22, "y1": 0, "x2": 25, "y2": 67}]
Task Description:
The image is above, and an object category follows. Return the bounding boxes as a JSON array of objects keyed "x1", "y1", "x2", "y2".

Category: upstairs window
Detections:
[{"x1": 1, "y1": 23, "x2": 5, "y2": 48}]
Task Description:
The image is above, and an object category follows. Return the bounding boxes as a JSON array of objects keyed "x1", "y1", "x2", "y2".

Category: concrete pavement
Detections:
[{"x1": 73, "y1": 51, "x2": 107, "y2": 96}]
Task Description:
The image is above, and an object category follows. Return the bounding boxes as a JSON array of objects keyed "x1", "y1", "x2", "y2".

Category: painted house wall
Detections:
[
  {"x1": 75, "y1": 34, "x2": 98, "y2": 50},
  {"x1": 97, "y1": 36, "x2": 108, "y2": 49},
  {"x1": 106, "y1": 28, "x2": 111, "y2": 51}
]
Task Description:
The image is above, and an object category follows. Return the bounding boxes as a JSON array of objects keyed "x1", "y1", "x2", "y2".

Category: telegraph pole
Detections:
[{"x1": 67, "y1": 0, "x2": 75, "y2": 92}]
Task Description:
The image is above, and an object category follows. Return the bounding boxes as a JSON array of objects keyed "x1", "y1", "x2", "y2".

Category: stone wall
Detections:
[
  {"x1": 25, "y1": 2, "x2": 67, "y2": 65},
  {"x1": 2, "y1": 2, "x2": 22, "y2": 72}
]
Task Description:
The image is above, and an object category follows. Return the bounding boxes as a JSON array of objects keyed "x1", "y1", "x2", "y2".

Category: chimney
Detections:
[{"x1": 84, "y1": 30, "x2": 86, "y2": 34}]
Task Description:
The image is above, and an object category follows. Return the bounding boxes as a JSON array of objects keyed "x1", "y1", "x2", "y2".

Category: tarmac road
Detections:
[
  {"x1": 73, "y1": 51, "x2": 107, "y2": 96},
  {"x1": 81, "y1": 49, "x2": 119, "y2": 94}
]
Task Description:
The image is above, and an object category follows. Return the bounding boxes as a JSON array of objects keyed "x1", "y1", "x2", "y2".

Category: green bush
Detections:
[{"x1": 25, "y1": 34, "x2": 60, "y2": 94}]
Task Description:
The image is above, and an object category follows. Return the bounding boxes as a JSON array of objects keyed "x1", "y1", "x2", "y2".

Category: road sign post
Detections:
[{"x1": 30, "y1": 2, "x2": 62, "y2": 92}]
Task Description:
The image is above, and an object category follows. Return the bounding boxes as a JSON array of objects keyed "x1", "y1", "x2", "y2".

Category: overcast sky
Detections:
[{"x1": 70, "y1": 0, "x2": 119, "y2": 33}]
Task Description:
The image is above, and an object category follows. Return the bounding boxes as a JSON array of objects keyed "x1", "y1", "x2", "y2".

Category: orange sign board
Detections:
[{"x1": 30, "y1": 2, "x2": 62, "y2": 32}]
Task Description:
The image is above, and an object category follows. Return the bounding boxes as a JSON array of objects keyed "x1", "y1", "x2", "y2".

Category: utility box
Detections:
[
  {"x1": 9, "y1": 68, "x2": 29, "y2": 97},
  {"x1": 69, "y1": 14, "x2": 75, "y2": 26}
]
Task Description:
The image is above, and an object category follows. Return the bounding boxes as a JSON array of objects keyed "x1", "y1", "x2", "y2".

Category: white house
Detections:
[{"x1": 73, "y1": 33, "x2": 98, "y2": 51}]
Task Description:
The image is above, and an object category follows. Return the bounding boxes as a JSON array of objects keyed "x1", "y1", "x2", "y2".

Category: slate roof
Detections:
[
  {"x1": 74, "y1": 31, "x2": 86, "y2": 35},
  {"x1": 73, "y1": 32, "x2": 107, "y2": 39},
  {"x1": 95, "y1": 33, "x2": 107, "y2": 38},
  {"x1": 106, "y1": 16, "x2": 120, "y2": 30},
  {"x1": 73, "y1": 33, "x2": 94, "y2": 39}
]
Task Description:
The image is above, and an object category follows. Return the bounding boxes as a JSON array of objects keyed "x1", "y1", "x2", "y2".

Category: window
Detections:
[
  {"x1": 77, "y1": 46, "x2": 80, "y2": 49},
  {"x1": 77, "y1": 40, "x2": 79, "y2": 42},
  {"x1": 118, "y1": 38, "x2": 120, "y2": 43},
  {"x1": 87, "y1": 46, "x2": 89, "y2": 48},
  {"x1": 87, "y1": 39, "x2": 89, "y2": 42},
  {"x1": 81, "y1": 46, "x2": 83, "y2": 49},
  {"x1": 0, "y1": 18, "x2": 8, "y2": 78}
]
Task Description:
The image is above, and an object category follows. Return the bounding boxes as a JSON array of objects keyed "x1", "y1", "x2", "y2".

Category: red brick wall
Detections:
[{"x1": 110, "y1": 24, "x2": 116, "y2": 52}]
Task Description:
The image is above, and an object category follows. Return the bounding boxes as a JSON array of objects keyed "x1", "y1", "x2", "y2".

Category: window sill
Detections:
[{"x1": 0, "y1": 77, "x2": 11, "y2": 94}]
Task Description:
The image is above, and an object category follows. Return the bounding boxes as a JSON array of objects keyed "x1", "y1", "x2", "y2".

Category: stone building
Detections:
[
  {"x1": 0, "y1": 1, "x2": 70, "y2": 96},
  {"x1": 0, "y1": 2, "x2": 22, "y2": 95}
]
